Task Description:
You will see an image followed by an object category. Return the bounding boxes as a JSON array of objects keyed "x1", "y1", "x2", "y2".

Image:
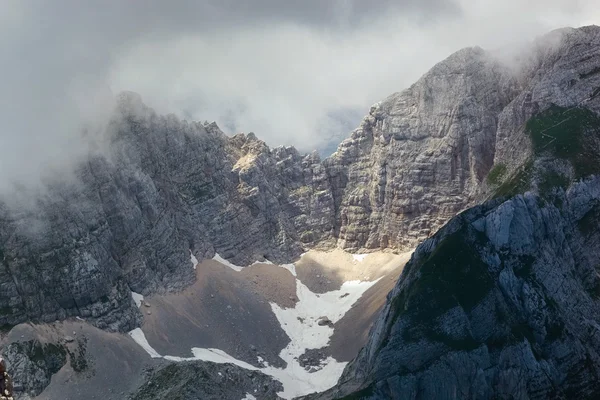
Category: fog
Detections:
[{"x1": 0, "y1": 0, "x2": 599, "y2": 193}]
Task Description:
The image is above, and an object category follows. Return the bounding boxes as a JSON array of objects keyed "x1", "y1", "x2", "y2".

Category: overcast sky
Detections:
[{"x1": 0, "y1": 0, "x2": 599, "y2": 192}]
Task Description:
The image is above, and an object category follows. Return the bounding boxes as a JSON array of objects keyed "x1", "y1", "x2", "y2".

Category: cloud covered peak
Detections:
[{"x1": 0, "y1": 1, "x2": 598, "y2": 195}]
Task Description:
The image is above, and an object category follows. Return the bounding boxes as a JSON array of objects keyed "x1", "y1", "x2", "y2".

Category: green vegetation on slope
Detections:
[
  {"x1": 489, "y1": 105, "x2": 600, "y2": 200},
  {"x1": 538, "y1": 170, "x2": 570, "y2": 199},
  {"x1": 487, "y1": 163, "x2": 507, "y2": 185},
  {"x1": 492, "y1": 160, "x2": 534, "y2": 199},
  {"x1": 387, "y1": 223, "x2": 492, "y2": 350},
  {"x1": 526, "y1": 105, "x2": 600, "y2": 178}
]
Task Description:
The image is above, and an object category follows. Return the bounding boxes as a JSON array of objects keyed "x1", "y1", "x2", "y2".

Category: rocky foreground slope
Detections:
[{"x1": 0, "y1": 24, "x2": 600, "y2": 399}]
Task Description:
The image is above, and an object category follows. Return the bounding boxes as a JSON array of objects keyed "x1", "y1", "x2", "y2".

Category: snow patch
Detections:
[
  {"x1": 242, "y1": 394, "x2": 257, "y2": 400},
  {"x1": 280, "y1": 263, "x2": 297, "y2": 277},
  {"x1": 131, "y1": 292, "x2": 144, "y2": 308},
  {"x1": 251, "y1": 259, "x2": 273, "y2": 266},
  {"x1": 130, "y1": 327, "x2": 260, "y2": 370},
  {"x1": 213, "y1": 254, "x2": 296, "y2": 276},
  {"x1": 165, "y1": 348, "x2": 260, "y2": 371},
  {"x1": 265, "y1": 279, "x2": 379, "y2": 399},
  {"x1": 190, "y1": 250, "x2": 198, "y2": 270},
  {"x1": 213, "y1": 253, "x2": 244, "y2": 272},
  {"x1": 128, "y1": 328, "x2": 161, "y2": 358},
  {"x1": 128, "y1": 259, "x2": 378, "y2": 399},
  {"x1": 352, "y1": 254, "x2": 368, "y2": 262}
]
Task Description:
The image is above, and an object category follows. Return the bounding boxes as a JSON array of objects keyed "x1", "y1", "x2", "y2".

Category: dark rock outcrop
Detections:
[
  {"x1": 130, "y1": 361, "x2": 283, "y2": 400},
  {"x1": 2, "y1": 340, "x2": 69, "y2": 399}
]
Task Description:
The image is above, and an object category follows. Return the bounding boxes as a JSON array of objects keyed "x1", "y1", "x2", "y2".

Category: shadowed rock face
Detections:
[
  {"x1": 0, "y1": 25, "x2": 598, "y2": 377},
  {"x1": 130, "y1": 361, "x2": 284, "y2": 400},
  {"x1": 0, "y1": 91, "x2": 336, "y2": 332},
  {"x1": 3, "y1": 340, "x2": 68, "y2": 397}
]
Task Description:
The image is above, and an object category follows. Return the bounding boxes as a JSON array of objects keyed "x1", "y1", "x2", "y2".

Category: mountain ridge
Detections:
[
  {"x1": 1, "y1": 24, "x2": 600, "y2": 399},
  {"x1": 1, "y1": 25, "x2": 599, "y2": 333}
]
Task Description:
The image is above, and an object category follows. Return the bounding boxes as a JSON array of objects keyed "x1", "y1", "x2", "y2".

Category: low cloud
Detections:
[{"x1": 0, "y1": 0, "x2": 599, "y2": 194}]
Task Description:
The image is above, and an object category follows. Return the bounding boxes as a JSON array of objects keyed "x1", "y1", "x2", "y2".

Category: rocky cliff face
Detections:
[
  {"x1": 300, "y1": 27, "x2": 600, "y2": 398},
  {"x1": 130, "y1": 361, "x2": 283, "y2": 400},
  {"x1": 2, "y1": 339, "x2": 85, "y2": 399},
  {"x1": 0, "y1": 94, "x2": 325, "y2": 332},
  {"x1": 1, "y1": 26, "x2": 599, "y2": 343},
  {"x1": 325, "y1": 26, "x2": 600, "y2": 252},
  {"x1": 324, "y1": 47, "x2": 516, "y2": 252}
]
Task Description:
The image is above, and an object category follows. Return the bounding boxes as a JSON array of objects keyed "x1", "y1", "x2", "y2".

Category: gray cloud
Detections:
[{"x1": 0, "y1": 0, "x2": 598, "y2": 194}]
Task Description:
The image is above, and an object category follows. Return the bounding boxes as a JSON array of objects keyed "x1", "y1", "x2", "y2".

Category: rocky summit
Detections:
[{"x1": 1, "y1": 24, "x2": 600, "y2": 399}]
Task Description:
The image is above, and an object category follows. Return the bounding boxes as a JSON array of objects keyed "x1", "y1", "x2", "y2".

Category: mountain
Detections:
[
  {"x1": 302, "y1": 26, "x2": 600, "y2": 399},
  {"x1": 0, "y1": 25, "x2": 600, "y2": 399}
]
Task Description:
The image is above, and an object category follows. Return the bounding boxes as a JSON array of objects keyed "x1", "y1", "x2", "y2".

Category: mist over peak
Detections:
[{"x1": 0, "y1": 0, "x2": 599, "y2": 197}]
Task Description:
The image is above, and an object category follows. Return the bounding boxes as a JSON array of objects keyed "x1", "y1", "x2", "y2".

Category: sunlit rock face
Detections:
[
  {"x1": 325, "y1": 26, "x2": 600, "y2": 253},
  {"x1": 324, "y1": 46, "x2": 517, "y2": 252}
]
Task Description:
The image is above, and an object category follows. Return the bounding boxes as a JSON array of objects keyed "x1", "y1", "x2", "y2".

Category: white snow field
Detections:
[
  {"x1": 190, "y1": 250, "x2": 199, "y2": 270},
  {"x1": 352, "y1": 253, "x2": 368, "y2": 262},
  {"x1": 212, "y1": 253, "x2": 244, "y2": 272},
  {"x1": 129, "y1": 252, "x2": 386, "y2": 399},
  {"x1": 131, "y1": 291, "x2": 144, "y2": 308},
  {"x1": 213, "y1": 253, "x2": 297, "y2": 276}
]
